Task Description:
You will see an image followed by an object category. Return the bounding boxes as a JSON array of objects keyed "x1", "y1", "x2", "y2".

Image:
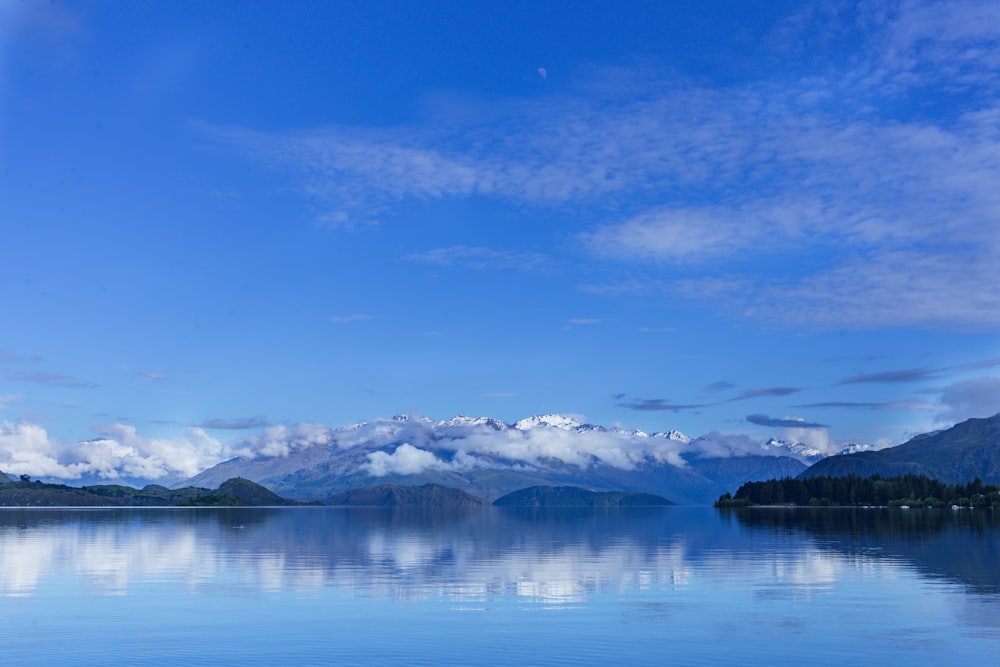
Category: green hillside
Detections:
[{"x1": 802, "y1": 414, "x2": 1000, "y2": 484}]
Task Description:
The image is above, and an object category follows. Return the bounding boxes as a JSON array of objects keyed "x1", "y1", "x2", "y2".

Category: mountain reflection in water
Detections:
[
  {"x1": 2, "y1": 507, "x2": 999, "y2": 666},
  {"x1": 1, "y1": 507, "x2": 697, "y2": 601},
  {"x1": 2, "y1": 507, "x2": 998, "y2": 599}
]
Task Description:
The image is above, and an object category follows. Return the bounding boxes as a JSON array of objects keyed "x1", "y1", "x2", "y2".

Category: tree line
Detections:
[{"x1": 715, "y1": 474, "x2": 1000, "y2": 508}]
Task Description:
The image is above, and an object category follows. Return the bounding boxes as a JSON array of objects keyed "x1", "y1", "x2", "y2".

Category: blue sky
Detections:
[{"x1": 1, "y1": 0, "x2": 999, "y2": 481}]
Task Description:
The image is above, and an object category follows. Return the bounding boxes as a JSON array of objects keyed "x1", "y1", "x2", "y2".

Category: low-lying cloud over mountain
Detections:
[
  {"x1": 0, "y1": 422, "x2": 230, "y2": 483},
  {"x1": 0, "y1": 412, "x2": 876, "y2": 488}
]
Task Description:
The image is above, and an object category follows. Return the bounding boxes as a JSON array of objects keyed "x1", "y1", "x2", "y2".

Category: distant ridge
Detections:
[
  {"x1": 801, "y1": 413, "x2": 1000, "y2": 484},
  {"x1": 326, "y1": 483, "x2": 490, "y2": 507},
  {"x1": 493, "y1": 485, "x2": 674, "y2": 507},
  {"x1": 0, "y1": 475, "x2": 301, "y2": 507}
]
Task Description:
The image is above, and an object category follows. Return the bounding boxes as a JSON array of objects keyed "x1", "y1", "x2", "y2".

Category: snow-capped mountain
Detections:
[
  {"x1": 761, "y1": 438, "x2": 876, "y2": 463},
  {"x1": 182, "y1": 413, "x2": 809, "y2": 504},
  {"x1": 446, "y1": 413, "x2": 695, "y2": 442},
  {"x1": 761, "y1": 438, "x2": 827, "y2": 463},
  {"x1": 514, "y1": 414, "x2": 586, "y2": 430},
  {"x1": 658, "y1": 430, "x2": 693, "y2": 444},
  {"x1": 444, "y1": 415, "x2": 510, "y2": 431}
]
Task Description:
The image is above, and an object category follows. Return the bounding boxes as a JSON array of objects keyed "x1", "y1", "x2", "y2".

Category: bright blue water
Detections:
[{"x1": 1, "y1": 507, "x2": 998, "y2": 665}]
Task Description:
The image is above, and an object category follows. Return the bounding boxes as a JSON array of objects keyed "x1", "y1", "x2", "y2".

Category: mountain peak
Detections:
[
  {"x1": 660, "y1": 429, "x2": 692, "y2": 444},
  {"x1": 443, "y1": 416, "x2": 510, "y2": 430},
  {"x1": 514, "y1": 414, "x2": 585, "y2": 431}
]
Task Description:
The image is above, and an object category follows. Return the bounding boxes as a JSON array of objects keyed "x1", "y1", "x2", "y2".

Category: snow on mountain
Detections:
[
  {"x1": 835, "y1": 443, "x2": 875, "y2": 455},
  {"x1": 230, "y1": 414, "x2": 846, "y2": 468},
  {"x1": 443, "y1": 416, "x2": 510, "y2": 431},
  {"x1": 183, "y1": 412, "x2": 819, "y2": 504},
  {"x1": 760, "y1": 438, "x2": 874, "y2": 463},
  {"x1": 761, "y1": 438, "x2": 826, "y2": 462},
  {"x1": 514, "y1": 414, "x2": 586, "y2": 430}
]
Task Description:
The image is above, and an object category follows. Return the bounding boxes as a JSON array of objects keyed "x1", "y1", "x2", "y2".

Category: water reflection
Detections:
[
  {"x1": 729, "y1": 507, "x2": 1000, "y2": 595},
  {"x1": 1, "y1": 506, "x2": 998, "y2": 606}
]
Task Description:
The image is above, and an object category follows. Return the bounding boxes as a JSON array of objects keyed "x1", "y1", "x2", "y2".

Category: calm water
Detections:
[{"x1": 2, "y1": 506, "x2": 998, "y2": 665}]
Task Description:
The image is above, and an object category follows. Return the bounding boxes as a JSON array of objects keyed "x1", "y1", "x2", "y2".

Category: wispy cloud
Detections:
[
  {"x1": 746, "y1": 414, "x2": 828, "y2": 429},
  {"x1": 0, "y1": 0, "x2": 82, "y2": 67},
  {"x1": 0, "y1": 350, "x2": 41, "y2": 364},
  {"x1": 404, "y1": 245, "x2": 551, "y2": 272},
  {"x1": 729, "y1": 387, "x2": 803, "y2": 401},
  {"x1": 209, "y1": 2, "x2": 1000, "y2": 332},
  {"x1": 567, "y1": 318, "x2": 602, "y2": 326},
  {"x1": 576, "y1": 280, "x2": 652, "y2": 296},
  {"x1": 617, "y1": 397, "x2": 711, "y2": 412},
  {"x1": 7, "y1": 372, "x2": 98, "y2": 389},
  {"x1": 934, "y1": 376, "x2": 1000, "y2": 424},
  {"x1": 198, "y1": 417, "x2": 271, "y2": 430},
  {"x1": 837, "y1": 357, "x2": 1000, "y2": 386},
  {"x1": 865, "y1": 0, "x2": 1000, "y2": 92},
  {"x1": 838, "y1": 367, "x2": 942, "y2": 385},
  {"x1": 617, "y1": 387, "x2": 806, "y2": 413},
  {"x1": 794, "y1": 400, "x2": 937, "y2": 412},
  {"x1": 955, "y1": 357, "x2": 1000, "y2": 372},
  {"x1": 329, "y1": 313, "x2": 374, "y2": 324},
  {"x1": 0, "y1": 394, "x2": 21, "y2": 411}
]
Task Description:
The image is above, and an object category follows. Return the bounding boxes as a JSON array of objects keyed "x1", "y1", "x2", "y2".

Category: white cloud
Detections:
[
  {"x1": 781, "y1": 427, "x2": 834, "y2": 455},
  {"x1": 0, "y1": 412, "x2": 863, "y2": 483},
  {"x1": 207, "y1": 2, "x2": 1000, "y2": 332},
  {"x1": 684, "y1": 432, "x2": 765, "y2": 459},
  {"x1": 872, "y1": 0, "x2": 1000, "y2": 90},
  {"x1": 0, "y1": 420, "x2": 334, "y2": 482},
  {"x1": 935, "y1": 376, "x2": 1000, "y2": 425},
  {"x1": 756, "y1": 249, "x2": 1000, "y2": 330},
  {"x1": 362, "y1": 443, "x2": 454, "y2": 477},
  {"x1": 229, "y1": 423, "x2": 332, "y2": 459},
  {"x1": 583, "y1": 206, "x2": 755, "y2": 262},
  {"x1": 335, "y1": 417, "x2": 693, "y2": 471},
  {"x1": 0, "y1": 421, "x2": 225, "y2": 481}
]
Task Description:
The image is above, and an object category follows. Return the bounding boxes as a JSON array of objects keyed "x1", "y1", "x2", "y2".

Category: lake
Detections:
[{"x1": 2, "y1": 506, "x2": 998, "y2": 665}]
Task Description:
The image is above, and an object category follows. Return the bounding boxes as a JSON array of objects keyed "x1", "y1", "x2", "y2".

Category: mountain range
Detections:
[
  {"x1": 180, "y1": 412, "x2": 1000, "y2": 504},
  {"x1": 7, "y1": 412, "x2": 996, "y2": 506},
  {"x1": 183, "y1": 413, "x2": 814, "y2": 504}
]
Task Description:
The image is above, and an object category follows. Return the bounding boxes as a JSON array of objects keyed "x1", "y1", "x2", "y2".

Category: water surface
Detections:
[{"x1": 2, "y1": 507, "x2": 998, "y2": 665}]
